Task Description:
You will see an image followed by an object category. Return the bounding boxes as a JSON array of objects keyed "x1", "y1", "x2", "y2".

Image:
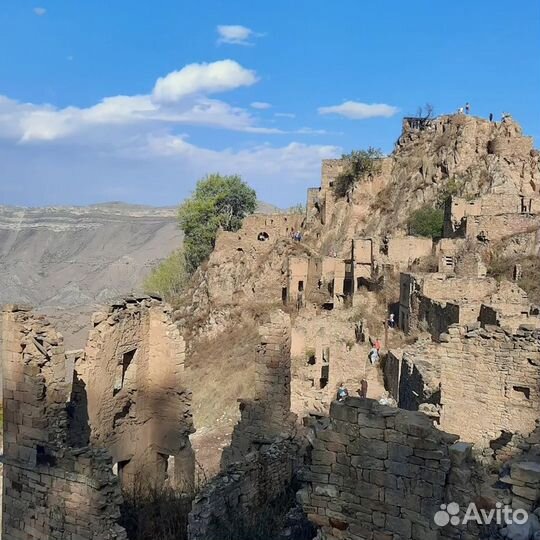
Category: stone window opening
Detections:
[
  {"x1": 298, "y1": 280, "x2": 304, "y2": 292},
  {"x1": 307, "y1": 354, "x2": 316, "y2": 366},
  {"x1": 36, "y1": 445, "x2": 56, "y2": 467},
  {"x1": 117, "y1": 459, "x2": 131, "y2": 484},
  {"x1": 257, "y1": 232, "x2": 269, "y2": 241},
  {"x1": 114, "y1": 349, "x2": 137, "y2": 396},
  {"x1": 512, "y1": 385, "x2": 530, "y2": 400},
  {"x1": 319, "y1": 364, "x2": 329, "y2": 389},
  {"x1": 282, "y1": 287, "x2": 288, "y2": 305}
]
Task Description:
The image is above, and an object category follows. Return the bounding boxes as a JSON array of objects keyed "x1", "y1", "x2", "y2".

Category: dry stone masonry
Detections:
[
  {"x1": 78, "y1": 296, "x2": 195, "y2": 490},
  {"x1": 0, "y1": 305, "x2": 127, "y2": 539}
]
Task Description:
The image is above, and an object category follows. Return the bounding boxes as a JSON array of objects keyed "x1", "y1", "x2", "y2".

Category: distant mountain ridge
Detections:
[{"x1": 0, "y1": 200, "x2": 281, "y2": 346}]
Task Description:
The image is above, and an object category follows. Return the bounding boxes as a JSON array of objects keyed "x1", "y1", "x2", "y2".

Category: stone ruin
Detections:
[
  {"x1": 77, "y1": 296, "x2": 194, "y2": 490},
  {"x1": 2, "y1": 113, "x2": 540, "y2": 539},
  {"x1": 299, "y1": 398, "x2": 540, "y2": 540},
  {"x1": 0, "y1": 296, "x2": 195, "y2": 539},
  {"x1": 386, "y1": 323, "x2": 540, "y2": 448},
  {"x1": 0, "y1": 305, "x2": 127, "y2": 539},
  {"x1": 189, "y1": 310, "x2": 302, "y2": 540}
]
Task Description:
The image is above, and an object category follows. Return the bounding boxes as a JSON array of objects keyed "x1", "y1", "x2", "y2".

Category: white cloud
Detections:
[
  {"x1": 275, "y1": 112, "x2": 296, "y2": 119},
  {"x1": 217, "y1": 25, "x2": 262, "y2": 46},
  {"x1": 33, "y1": 7, "x2": 47, "y2": 16},
  {"x1": 145, "y1": 135, "x2": 340, "y2": 181},
  {"x1": 153, "y1": 60, "x2": 257, "y2": 103},
  {"x1": 0, "y1": 94, "x2": 286, "y2": 142},
  {"x1": 0, "y1": 60, "x2": 273, "y2": 142},
  {"x1": 250, "y1": 101, "x2": 271, "y2": 110},
  {"x1": 318, "y1": 100, "x2": 398, "y2": 119}
]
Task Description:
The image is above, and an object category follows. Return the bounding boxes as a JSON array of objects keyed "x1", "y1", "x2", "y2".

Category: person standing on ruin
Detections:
[
  {"x1": 369, "y1": 346, "x2": 379, "y2": 365},
  {"x1": 489, "y1": 112, "x2": 494, "y2": 122},
  {"x1": 337, "y1": 383, "x2": 349, "y2": 402},
  {"x1": 465, "y1": 102, "x2": 470, "y2": 114},
  {"x1": 358, "y1": 379, "x2": 368, "y2": 399},
  {"x1": 374, "y1": 338, "x2": 381, "y2": 353},
  {"x1": 388, "y1": 313, "x2": 395, "y2": 328}
]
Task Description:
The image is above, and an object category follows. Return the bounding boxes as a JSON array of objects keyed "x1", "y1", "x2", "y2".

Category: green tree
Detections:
[
  {"x1": 179, "y1": 174, "x2": 257, "y2": 273},
  {"x1": 143, "y1": 249, "x2": 188, "y2": 301},
  {"x1": 407, "y1": 206, "x2": 444, "y2": 239},
  {"x1": 333, "y1": 147, "x2": 383, "y2": 198}
]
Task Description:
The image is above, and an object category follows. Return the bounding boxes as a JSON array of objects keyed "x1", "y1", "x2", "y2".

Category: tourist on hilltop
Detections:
[
  {"x1": 458, "y1": 107, "x2": 464, "y2": 114},
  {"x1": 489, "y1": 112, "x2": 494, "y2": 122},
  {"x1": 337, "y1": 383, "x2": 349, "y2": 402},
  {"x1": 465, "y1": 102, "x2": 470, "y2": 114}
]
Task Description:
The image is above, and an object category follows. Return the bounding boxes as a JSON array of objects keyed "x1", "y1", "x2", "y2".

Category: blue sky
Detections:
[{"x1": 0, "y1": 0, "x2": 539, "y2": 208}]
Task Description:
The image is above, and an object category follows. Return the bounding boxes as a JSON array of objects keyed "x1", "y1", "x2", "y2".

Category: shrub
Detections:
[
  {"x1": 333, "y1": 147, "x2": 383, "y2": 198},
  {"x1": 120, "y1": 484, "x2": 192, "y2": 540},
  {"x1": 143, "y1": 249, "x2": 187, "y2": 301},
  {"x1": 407, "y1": 206, "x2": 444, "y2": 239}
]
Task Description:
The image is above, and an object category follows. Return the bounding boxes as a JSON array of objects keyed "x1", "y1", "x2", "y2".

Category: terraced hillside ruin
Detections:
[{"x1": 1, "y1": 112, "x2": 540, "y2": 540}]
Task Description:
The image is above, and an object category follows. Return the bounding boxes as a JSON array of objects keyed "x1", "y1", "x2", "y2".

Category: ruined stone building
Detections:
[
  {"x1": 0, "y1": 305, "x2": 127, "y2": 539},
  {"x1": 398, "y1": 272, "x2": 537, "y2": 337},
  {"x1": 300, "y1": 397, "x2": 540, "y2": 540},
  {"x1": 189, "y1": 310, "x2": 302, "y2": 540},
  {"x1": 77, "y1": 296, "x2": 195, "y2": 490},
  {"x1": 0, "y1": 296, "x2": 195, "y2": 538},
  {"x1": 386, "y1": 323, "x2": 540, "y2": 449}
]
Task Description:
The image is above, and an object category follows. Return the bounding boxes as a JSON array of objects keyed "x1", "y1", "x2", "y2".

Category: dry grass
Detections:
[
  {"x1": 185, "y1": 320, "x2": 259, "y2": 475},
  {"x1": 120, "y1": 483, "x2": 193, "y2": 540}
]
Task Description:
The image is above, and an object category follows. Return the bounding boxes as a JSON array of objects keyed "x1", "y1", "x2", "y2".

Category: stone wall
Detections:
[
  {"x1": 439, "y1": 324, "x2": 540, "y2": 447},
  {"x1": 188, "y1": 439, "x2": 298, "y2": 540},
  {"x1": 298, "y1": 397, "x2": 479, "y2": 540},
  {"x1": 0, "y1": 305, "x2": 126, "y2": 539},
  {"x1": 78, "y1": 296, "x2": 194, "y2": 490},
  {"x1": 189, "y1": 310, "x2": 300, "y2": 540},
  {"x1": 398, "y1": 272, "x2": 535, "y2": 337},
  {"x1": 221, "y1": 309, "x2": 296, "y2": 466},
  {"x1": 213, "y1": 214, "x2": 304, "y2": 256},
  {"x1": 465, "y1": 212, "x2": 540, "y2": 242},
  {"x1": 299, "y1": 396, "x2": 540, "y2": 540},
  {"x1": 386, "y1": 236, "x2": 433, "y2": 270}
]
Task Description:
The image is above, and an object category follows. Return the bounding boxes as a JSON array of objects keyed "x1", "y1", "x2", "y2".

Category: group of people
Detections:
[
  {"x1": 336, "y1": 313, "x2": 398, "y2": 403},
  {"x1": 457, "y1": 102, "x2": 471, "y2": 114},
  {"x1": 457, "y1": 103, "x2": 507, "y2": 124}
]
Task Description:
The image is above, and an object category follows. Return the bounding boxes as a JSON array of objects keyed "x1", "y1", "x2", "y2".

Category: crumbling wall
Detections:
[
  {"x1": 188, "y1": 439, "x2": 298, "y2": 540},
  {"x1": 189, "y1": 310, "x2": 300, "y2": 540},
  {"x1": 79, "y1": 296, "x2": 194, "y2": 490},
  {"x1": 439, "y1": 324, "x2": 540, "y2": 447},
  {"x1": 385, "y1": 342, "x2": 442, "y2": 412},
  {"x1": 465, "y1": 212, "x2": 540, "y2": 242},
  {"x1": 214, "y1": 214, "x2": 304, "y2": 255},
  {"x1": 221, "y1": 310, "x2": 296, "y2": 467},
  {"x1": 298, "y1": 398, "x2": 482, "y2": 540},
  {"x1": 386, "y1": 236, "x2": 433, "y2": 269},
  {"x1": 1, "y1": 305, "x2": 126, "y2": 540}
]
